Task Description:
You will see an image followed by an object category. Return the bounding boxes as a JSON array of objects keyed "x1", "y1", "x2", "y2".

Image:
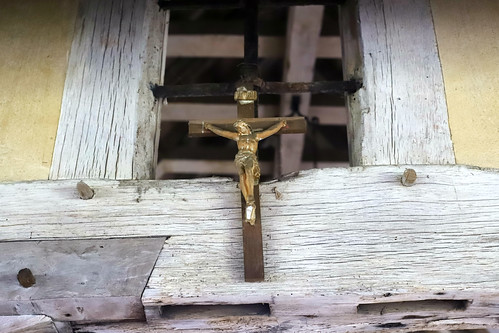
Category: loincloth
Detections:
[{"x1": 235, "y1": 151, "x2": 261, "y2": 181}]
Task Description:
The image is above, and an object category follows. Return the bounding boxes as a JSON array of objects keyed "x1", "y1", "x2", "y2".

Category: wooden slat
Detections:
[
  {"x1": 0, "y1": 315, "x2": 58, "y2": 333},
  {"x1": 188, "y1": 117, "x2": 306, "y2": 137},
  {"x1": 0, "y1": 238, "x2": 165, "y2": 322},
  {"x1": 2, "y1": 165, "x2": 497, "y2": 331},
  {"x1": 341, "y1": 0, "x2": 455, "y2": 166},
  {"x1": 166, "y1": 35, "x2": 341, "y2": 59},
  {"x1": 0, "y1": 166, "x2": 497, "y2": 295},
  {"x1": 50, "y1": 0, "x2": 168, "y2": 180},
  {"x1": 162, "y1": 103, "x2": 347, "y2": 125},
  {"x1": 277, "y1": 6, "x2": 324, "y2": 176},
  {"x1": 155, "y1": 159, "x2": 348, "y2": 177}
]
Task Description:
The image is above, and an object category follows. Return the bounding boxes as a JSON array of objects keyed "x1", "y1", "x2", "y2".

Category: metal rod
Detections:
[
  {"x1": 158, "y1": 0, "x2": 346, "y2": 10},
  {"x1": 261, "y1": 80, "x2": 361, "y2": 94},
  {"x1": 151, "y1": 82, "x2": 235, "y2": 98},
  {"x1": 244, "y1": 0, "x2": 258, "y2": 65},
  {"x1": 152, "y1": 80, "x2": 361, "y2": 98}
]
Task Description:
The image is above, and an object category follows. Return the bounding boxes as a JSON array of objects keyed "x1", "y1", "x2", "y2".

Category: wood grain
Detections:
[
  {"x1": 0, "y1": 238, "x2": 165, "y2": 322},
  {"x1": 0, "y1": 166, "x2": 497, "y2": 294},
  {"x1": 0, "y1": 315, "x2": 58, "y2": 333},
  {"x1": 50, "y1": 0, "x2": 167, "y2": 180},
  {"x1": 342, "y1": 0, "x2": 455, "y2": 166},
  {"x1": 1, "y1": 165, "x2": 498, "y2": 330}
]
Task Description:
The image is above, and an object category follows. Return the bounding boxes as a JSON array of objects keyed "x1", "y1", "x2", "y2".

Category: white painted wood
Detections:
[
  {"x1": 0, "y1": 166, "x2": 497, "y2": 297},
  {"x1": 1, "y1": 165, "x2": 498, "y2": 330},
  {"x1": 162, "y1": 103, "x2": 347, "y2": 125},
  {"x1": 166, "y1": 35, "x2": 341, "y2": 59},
  {"x1": 277, "y1": 6, "x2": 324, "y2": 176},
  {"x1": 0, "y1": 315, "x2": 58, "y2": 333},
  {"x1": 155, "y1": 159, "x2": 348, "y2": 178},
  {"x1": 50, "y1": 0, "x2": 168, "y2": 180},
  {"x1": 0, "y1": 238, "x2": 165, "y2": 322},
  {"x1": 341, "y1": 0, "x2": 455, "y2": 166}
]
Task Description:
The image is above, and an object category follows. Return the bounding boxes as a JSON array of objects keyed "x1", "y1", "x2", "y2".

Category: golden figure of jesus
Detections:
[{"x1": 204, "y1": 119, "x2": 287, "y2": 225}]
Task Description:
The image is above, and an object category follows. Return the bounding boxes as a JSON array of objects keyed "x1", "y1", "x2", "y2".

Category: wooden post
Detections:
[
  {"x1": 50, "y1": 0, "x2": 168, "y2": 180},
  {"x1": 340, "y1": 0, "x2": 455, "y2": 166}
]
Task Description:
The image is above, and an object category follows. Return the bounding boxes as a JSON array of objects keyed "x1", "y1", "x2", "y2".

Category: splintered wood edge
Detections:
[
  {"x1": 188, "y1": 116, "x2": 306, "y2": 137},
  {"x1": 75, "y1": 292, "x2": 499, "y2": 332}
]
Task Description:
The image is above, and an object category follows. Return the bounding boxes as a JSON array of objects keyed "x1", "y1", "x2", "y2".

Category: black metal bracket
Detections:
[
  {"x1": 152, "y1": 0, "x2": 361, "y2": 99},
  {"x1": 152, "y1": 80, "x2": 361, "y2": 98}
]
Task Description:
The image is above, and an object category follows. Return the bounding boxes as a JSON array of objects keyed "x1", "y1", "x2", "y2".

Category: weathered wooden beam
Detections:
[
  {"x1": 340, "y1": 0, "x2": 455, "y2": 166},
  {"x1": 1, "y1": 165, "x2": 497, "y2": 242},
  {"x1": 162, "y1": 103, "x2": 348, "y2": 125},
  {"x1": 277, "y1": 5, "x2": 324, "y2": 176},
  {"x1": 188, "y1": 117, "x2": 307, "y2": 137},
  {"x1": 0, "y1": 238, "x2": 165, "y2": 323},
  {"x1": 50, "y1": 0, "x2": 168, "y2": 180},
  {"x1": 1, "y1": 166, "x2": 498, "y2": 329},
  {"x1": 167, "y1": 35, "x2": 342, "y2": 59}
]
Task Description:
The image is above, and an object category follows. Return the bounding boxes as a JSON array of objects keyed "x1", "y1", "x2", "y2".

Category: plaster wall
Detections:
[
  {"x1": 0, "y1": 1, "x2": 77, "y2": 181},
  {"x1": 431, "y1": 0, "x2": 499, "y2": 168}
]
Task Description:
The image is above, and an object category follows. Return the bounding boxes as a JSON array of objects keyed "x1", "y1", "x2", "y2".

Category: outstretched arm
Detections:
[
  {"x1": 204, "y1": 123, "x2": 239, "y2": 140},
  {"x1": 256, "y1": 120, "x2": 287, "y2": 140}
]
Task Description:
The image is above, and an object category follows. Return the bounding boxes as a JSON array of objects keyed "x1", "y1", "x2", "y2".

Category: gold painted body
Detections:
[{"x1": 205, "y1": 119, "x2": 287, "y2": 224}]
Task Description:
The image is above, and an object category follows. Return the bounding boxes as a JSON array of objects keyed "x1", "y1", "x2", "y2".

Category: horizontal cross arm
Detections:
[
  {"x1": 188, "y1": 116, "x2": 306, "y2": 137},
  {"x1": 151, "y1": 80, "x2": 361, "y2": 99}
]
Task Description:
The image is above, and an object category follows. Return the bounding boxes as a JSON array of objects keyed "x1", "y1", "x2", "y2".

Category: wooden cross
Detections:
[{"x1": 189, "y1": 87, "x2": 306, "y2": 282}]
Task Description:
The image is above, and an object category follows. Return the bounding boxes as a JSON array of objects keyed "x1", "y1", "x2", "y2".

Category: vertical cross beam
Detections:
[
  {"x1": 240, "y1": 0, "x2": 263, "y2": 282},
  {"x1": 235, "y1": 91, "x2": 264, "y2": 282}
]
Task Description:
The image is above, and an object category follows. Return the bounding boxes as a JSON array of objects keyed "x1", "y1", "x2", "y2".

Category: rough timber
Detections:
[
  {"x1": 1, "y1": 166, "x2": 498, "y2": 331},
  {"x1": 50, "y1": 0, "x2": 167, "y2": 180}
]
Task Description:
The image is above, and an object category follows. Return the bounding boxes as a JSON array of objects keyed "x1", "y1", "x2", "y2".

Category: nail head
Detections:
[
  {"x1": 17, "y1": 268, "x2": 36, "y2": 288},
  {"x1": 77, "y1": 181, "x2": 95, "y2": 200},
  {"x1": 401, "y1": 169, "x2": 417, "y2": 186}
]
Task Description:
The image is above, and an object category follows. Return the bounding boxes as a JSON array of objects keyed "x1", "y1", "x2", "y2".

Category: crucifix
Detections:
[
  {"x1": 189, "y1": 90, "x2": 306, "y2": 282},
  {"x1": 153, "y1": 0, "x2": 361, "y2": 282}
]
